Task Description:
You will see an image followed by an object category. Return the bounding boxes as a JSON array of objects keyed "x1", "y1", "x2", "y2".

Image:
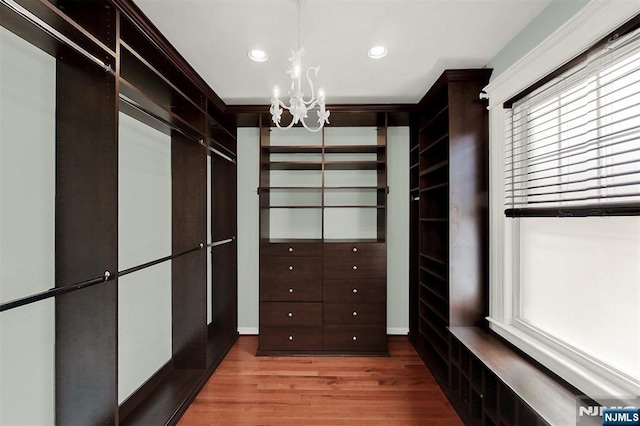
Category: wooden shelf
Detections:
[
  {"x1": 419, "y1": 160, "x2": 449, "y2": 176},
  {"x1": 324, "y1": 160, "x2": 384, "y2": 170},
  {"x1": 324, "y1": 145, "x2": 385, "y2": 153},
  {"x1": 264, "y1": 161, "x2": 322, "y2": 170},
  {"x1": 262, "y1": 145, "x2": 323, "y2": 153},
  {"x1": 420, "y1": 253, "x2": 448, "y2": 266}
]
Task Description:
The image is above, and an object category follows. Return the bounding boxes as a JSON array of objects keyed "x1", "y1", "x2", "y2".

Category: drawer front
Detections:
[
  {"x1": 323, "y1": 243, "x2": 385, "y2": 259},
  {"x1": 259, "y1": 326, "x2": 322, "y2": 351},
  {"x1": 261, "y1": 256, "x2": 322, "y2": 286},
  {"x1": 260, "y1": 302, "x2": 322, "y2": 326},
  {"x1": 323, "y1": 279, "x2": 386, "y2": 303},
  {"x1": 261, "y1": 242, "x2": 322, "y2": 257},
  {"x1": 260, "y1": 280, "x2": 322, "y2": 302},
  {"x1": 323, "y1": 325, "x2": 387, "y2": 351},
  {"x1": 323, "y1": 256, "x2": 386, "y2": 279},
  {"x1": 323, "y1": 303, "x2": 385, "y2": 325}
]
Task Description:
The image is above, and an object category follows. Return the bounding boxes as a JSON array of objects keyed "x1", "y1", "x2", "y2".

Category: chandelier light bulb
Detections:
[{"x1": 273, "y1": 85, "x2": 280, "y2": 99}]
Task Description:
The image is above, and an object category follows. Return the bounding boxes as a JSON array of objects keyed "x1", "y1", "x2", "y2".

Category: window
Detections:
[{"x1": 486, "y1": 9, "x2": 640, "y2": 403}]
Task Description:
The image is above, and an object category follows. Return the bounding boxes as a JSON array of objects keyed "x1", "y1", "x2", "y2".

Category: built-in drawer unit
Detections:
[{"x1": 258, "y1": 242, "x2": 387, "y2": 355}]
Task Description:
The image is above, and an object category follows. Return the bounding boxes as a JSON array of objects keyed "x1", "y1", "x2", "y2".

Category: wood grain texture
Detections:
[{"x1": 178, "y1": 336, "x2": 462, "y2": 425}]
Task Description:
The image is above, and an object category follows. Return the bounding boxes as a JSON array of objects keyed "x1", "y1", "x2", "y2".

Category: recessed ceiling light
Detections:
[
  {"x1": 368, "y1": 46, "x2": 388, "y2": 59},
  {"x1": 248, "y1": 49, "x2": 268, "y2": 62}
]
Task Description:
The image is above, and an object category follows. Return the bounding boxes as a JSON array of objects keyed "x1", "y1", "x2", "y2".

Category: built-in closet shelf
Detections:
[
  {"x1": 258, "y1": 114, "x2": 388, "y2": 355},
  {"x1": 409, "y1": 69, "x2": 491, "y2": 426}
]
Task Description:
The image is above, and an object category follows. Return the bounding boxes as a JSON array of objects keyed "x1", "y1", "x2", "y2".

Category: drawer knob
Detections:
[
  {"x1": 288, "y1": 335, "x2": 293, "y2": 341},
  {"x1": 352, "y1": 336, "x2": 357, "y2": 341},
  {"x1": 352, "y1": 288, "x2": 358, "y2": 294},
  {"x1": 352, "y1": 247, "x2": 358, "y2": 252},
  {"x1": 289, "y1": 265, "x2": 294, "y2": 271},
  {"x1": 352, "y1": 265, "x2": 358, "y2": 270},
  {"x1": 352, "y1": 311, "x2": 358, "y2": 316},
  {"x1": 288, "y1": 247, "x2": 293, "y2": 252},
  {"x1": 287, "y1": 312, "x2": 293, "y2": 318},
  {"x1": 288, "y1": 288, "x2": 294, "y2": 293}
]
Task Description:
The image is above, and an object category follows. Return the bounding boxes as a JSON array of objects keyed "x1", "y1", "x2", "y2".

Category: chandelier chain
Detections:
[{"x1": 296, "y1": 0, "x2": 301, "y2": 50}]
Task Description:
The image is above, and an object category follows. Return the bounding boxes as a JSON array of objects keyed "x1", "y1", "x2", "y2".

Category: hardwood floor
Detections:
[{"x1": 178, "y1": 336, "x2": 462, "y2": 425}]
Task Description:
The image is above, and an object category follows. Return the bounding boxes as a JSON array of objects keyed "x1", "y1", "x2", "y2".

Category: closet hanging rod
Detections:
[
  {"x1": 0, "y1": 241, "x2": 209, "y2": 313},
  {"x1": 0, "y1": 271, "x2": 111, "y2": 313},
  {"x1": 206, "y1": 145, "x2": 236, "y2": 164},
  {"x1": 206, "y1": 237, "x2": 235, "y2": 249},
  {"x1": 1, "y1": 0, "x2": 113, "y2": 73},
  {"x1": 119, "y1": 94, "x2": 203, "y2": 146},
  {"x1": 118, "y1": 243, "x2": 205, "y2": 277}
]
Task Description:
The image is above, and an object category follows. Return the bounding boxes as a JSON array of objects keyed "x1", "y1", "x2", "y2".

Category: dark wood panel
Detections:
[
  {"x1": 260, "y1": 302, "x2": 322, "y2": 326},
  {"x1": 55, "y1": 46, "x2": 117, "y2": 426},
  {"x1": 323, "y1": 303, "x2": 386, "y2": 325},
  {"x1": 260, "y1": 256, "x2": 323, "y2": 288},
  {"x1": 322, "y1": 256, "x2": 386, "y2": 279},
  {"x1": 323, "y1": 242, "x2": 386, "y2": 259},
  {"x1": 172, "y1": 135, "x2": 207, "y2": 370},
  {"x1": 322, "y1": 325, "x2": 387, "y2": 351},
  {"x1": 259, "y1": 326, "x2": 323, "y2": 351},
  {"x1": 322, "y1": 279, "x2": 386, "y2": 303}
]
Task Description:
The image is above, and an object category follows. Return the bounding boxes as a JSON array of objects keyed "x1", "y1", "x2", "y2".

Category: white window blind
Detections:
[{"x1": 505, "y1": 26, "x2": 640, "y2": 216}]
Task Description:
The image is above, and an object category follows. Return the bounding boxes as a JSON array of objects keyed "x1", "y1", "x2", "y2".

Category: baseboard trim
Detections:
[
  {"x1": 238, "y1": 327, "x2": 259, "y2": 335},
  {"x1": 387, "y1": 327, "x2": 409, "y2": 335}
]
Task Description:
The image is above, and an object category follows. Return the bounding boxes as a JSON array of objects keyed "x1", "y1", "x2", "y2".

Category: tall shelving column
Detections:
[{"x1": 410, "y1": 69, "x2": 491, "y2": 387}]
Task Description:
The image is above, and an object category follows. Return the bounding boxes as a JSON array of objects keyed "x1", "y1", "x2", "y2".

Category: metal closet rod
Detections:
[
  {"x1": 1, "y1": 0, "x2": 113, "y2": 73},
  {"x1": 120, "y1": 95, "x2": 236, "y2": 165},
  {"x1": 0, "y1": 236, "x2": 235, "y2": 314}
]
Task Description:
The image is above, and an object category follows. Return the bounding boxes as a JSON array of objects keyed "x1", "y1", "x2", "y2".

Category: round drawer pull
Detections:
[
  {"x1": 287, "y1": 312, "x2": 293, "y2": 318},
  {"x1": 352, "y1": 247, "x2": 358, "y2": 252},
  {"x1": 288, "y1": 265, "x2": 294, "y2": 271},
  {"x1": 352, "y1": 288, "x2": 358, "y2": 294},
  {"x1": 288, "y1": 335, "x2": 293, "y2": 341},
  {"x1": 352, "y1": 265, "x2": 358, "y2": 270},
  {"x1": 288, "y1": 247, "x2": 293, "y2": 252},
  {"x1": 288, "y1": 288, "x2": 294, "y2": 293},
  {"x1": 352, "y1": 336, "x2": 357, "y2": 341},
  {"x1": 352, "y1": 311, "x2": 358, "y2": 316}
]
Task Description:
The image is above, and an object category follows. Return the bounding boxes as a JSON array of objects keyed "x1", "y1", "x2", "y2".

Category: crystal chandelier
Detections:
[{"x1": 269, "y1": 0, "x2": 330, "y2": 132}]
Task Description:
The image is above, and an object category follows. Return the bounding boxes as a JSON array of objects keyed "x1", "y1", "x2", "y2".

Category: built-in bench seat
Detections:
[{"x1": 448, "y1": 327, "x2": 581, "y2": 426}]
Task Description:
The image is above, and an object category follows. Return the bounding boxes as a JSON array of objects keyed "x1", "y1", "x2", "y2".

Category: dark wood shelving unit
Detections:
[
  {"x1": 0, "y1": 1, "x2": 238, "y2": 424},
  {"x1": 408, "y1": 69, "x2": 491, "y2": 389},
  {"x1": 258, "y1": 113, "x2": 389, "y2": 355}
]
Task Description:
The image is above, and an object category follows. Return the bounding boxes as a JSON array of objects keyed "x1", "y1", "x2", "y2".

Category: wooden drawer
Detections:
[
  {"x1": 261, "y1": 255, "x2": 322, "y2": 286},
  {"x1": 260, "y1": 280, "x2": 322, "y2": 302},
  {"x1": 323, "y1": 303, "x2": 385, "y2": 325},
  {"x1": 323, "y1": 279, "x2": 386, "y2": 303},
  {"x1": 261, "y1": 242, "x2": 322, "y2": 257},
  {"x1": 323, "y1": 243, "x2": 385, "y2": 259},
  {"x1": 260, "y1": 302, "x2": 322, "y2": 327},
  {"x1": 323, "y1": 256, "x2": 386, "y2": 279},
  {"x1": 322, "y1": 325, "x2": 387, "y2": 351},
  {"x1": 259, "y1": 326, "x2": 322, "y2": 351}
]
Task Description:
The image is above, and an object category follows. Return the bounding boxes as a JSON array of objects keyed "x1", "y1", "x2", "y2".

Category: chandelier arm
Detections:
[
  {"x1": 274, "y1": 113, "x2": 297, "y2": 130},
  {"x1": 305, "y1": 66, "x2": 318, "y2": 101},
  {"x1": 300, "y1": 117, "x2": 323, "y2": 133}
]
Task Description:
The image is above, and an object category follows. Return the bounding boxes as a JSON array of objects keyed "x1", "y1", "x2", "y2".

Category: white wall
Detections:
[
  {"x1": 0, "y1": 26, "x2": 56, "y2": 425},
  {"x1": 118, "y1": 113, "x2": 172, "y2": 403},
  {"x1": 237, "y1": 128, "x2": 260, "y2": 334},
  {"x1": 236, "y1": 126, "x2": 410, "y2": 334}
]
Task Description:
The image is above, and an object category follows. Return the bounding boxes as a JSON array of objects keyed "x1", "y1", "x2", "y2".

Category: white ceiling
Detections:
[{"x1": 133, "y1": 0, "x2": 553, "y2": 105}]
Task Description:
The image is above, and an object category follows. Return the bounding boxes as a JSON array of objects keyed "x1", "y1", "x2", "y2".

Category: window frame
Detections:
[{"x1": 484, "y1": 0, "x2": 640, "y2": 402}]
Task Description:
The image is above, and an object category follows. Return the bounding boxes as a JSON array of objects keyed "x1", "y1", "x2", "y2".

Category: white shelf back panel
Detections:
[
  {"x1": 269, "y1": 208, "x2": 322, "y2": 239},
  {"x1": 324, "y1": 208, "x2": 378, "y2": 240},
  {"x1": 324, "y1": 127, "x2": 378, "y2": 145}
]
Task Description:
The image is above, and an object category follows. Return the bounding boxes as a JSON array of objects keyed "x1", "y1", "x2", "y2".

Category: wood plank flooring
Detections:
[{"x1": 178, "y1": 336, "x2": 462, "y2": 425}]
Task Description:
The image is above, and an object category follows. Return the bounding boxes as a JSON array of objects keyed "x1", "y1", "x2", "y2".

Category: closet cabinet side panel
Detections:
[
  {"x1": 447, "y1": 81, "x2": 489, "y2": 327},
  {"x1": 172, "y1": 137, "x2": 207, "y2": 369},
  {"x1": 55, "y1": 47, "x2": 118, "y2": 425}
]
